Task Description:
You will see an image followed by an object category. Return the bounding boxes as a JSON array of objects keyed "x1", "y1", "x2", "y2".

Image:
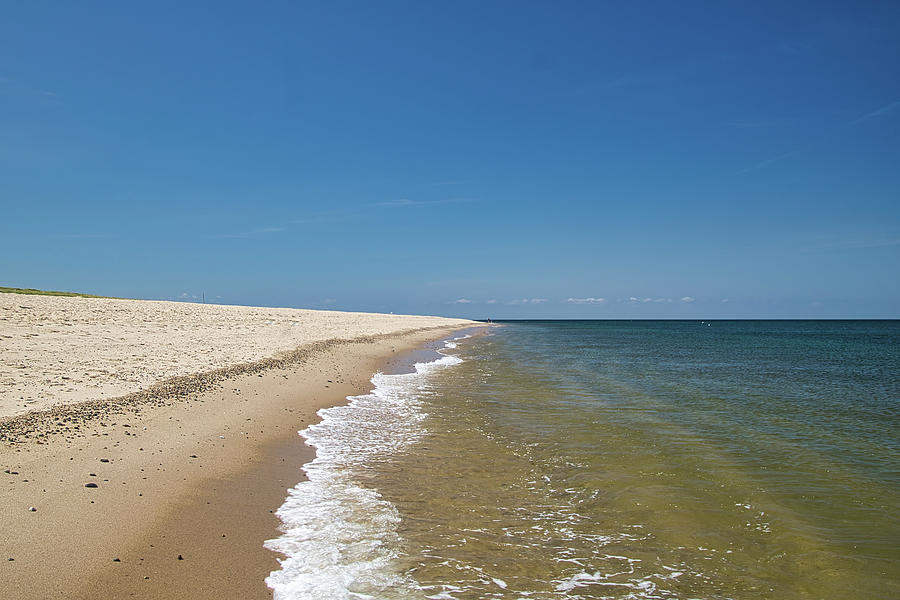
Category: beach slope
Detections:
[{"x1": 0, "y1": 293, "x2": 475, "y2": 598}]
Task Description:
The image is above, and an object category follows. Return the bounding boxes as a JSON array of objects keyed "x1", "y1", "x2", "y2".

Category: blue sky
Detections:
[{"x1": 1, "y1": 1, "x2": 898, "y2": 318}]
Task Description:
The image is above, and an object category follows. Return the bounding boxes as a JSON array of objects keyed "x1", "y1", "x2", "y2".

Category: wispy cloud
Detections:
[
  {"x1": 376, "y1": 197, "x2": 472, "y2": 208},
  {"x1": 565, "y1": 297, "x2": 606, "y2": 304},
  {"x1": 290, "y1": 216, "x2": 340, "y2": 225},
  {"x1": 739, "y1": 149, "x2": 803, "y2": 174},
  {"x1": 681, "y1": 296, "x2": 695, "y2": 303},
  {"x1": 0, "y1": 76, "x2": 60, "y2": 106},
  {"x1": 557, "y1": 53, "x2": 734, "y2": 99},
  {"x1": 775, "y1": 40, "x2": 811, "y2": 55},
  {"x1": 507, "y1": 298, "x2": 548, "y2": 305},
  {"x1": 851, "y1": 100, "x2": 900, "y2": 124},
  {"x1": 486, "y1": 299, "x2": 497, "y2": 304},
  {"x1": 424, "y1": 277, "x2": 482, "y2": 288},
  {"x1": 597, "y1": 70, "x2": 680, "y2": 91},
  {"x1": 51, "y1": 233, "x2": 106, "y2": 239},
  {"x1": 215, "y1": 225, "x2": 284, "y2": 239},
  {"x1": 802, "y1": 237, "x2": 900, "y2": 252},
  {"x1": 737, "y1": 99, "x2": 899, "y2": 175},
  {"x1": 451, "y1": 298, "x2": 472, "y2": 304}
]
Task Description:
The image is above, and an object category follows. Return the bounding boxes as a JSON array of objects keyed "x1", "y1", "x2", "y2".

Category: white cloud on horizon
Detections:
[
  {"x1": 507, "y1": 298, "x2": 548, "y2": 305},
  {"x1": 452, "y1": 298, "x2": 472, "y2": 304},
  {"x1": 681, "y1": 296, "x2": 695, "y2": 303},
  {"x1": 619, "y1": 296, "x2": 684, "y2": 304},
  {"x1": 565, "y1": 297, "x2": 607, "y2": 304}
]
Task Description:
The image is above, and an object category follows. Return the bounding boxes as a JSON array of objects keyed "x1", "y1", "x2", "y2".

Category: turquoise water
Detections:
[{"x1": 268, "y1": 321, "x2": 900, "y2": 599}]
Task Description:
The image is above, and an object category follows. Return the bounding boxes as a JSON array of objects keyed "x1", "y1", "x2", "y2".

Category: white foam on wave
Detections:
[{"x1": 264, "y1": 338, "x2": 464, "y2": 600}]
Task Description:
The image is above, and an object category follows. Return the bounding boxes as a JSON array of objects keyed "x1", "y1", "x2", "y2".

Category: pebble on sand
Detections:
[{"x1": 85, "y1": 482, "x2": 98, "y2": 488}]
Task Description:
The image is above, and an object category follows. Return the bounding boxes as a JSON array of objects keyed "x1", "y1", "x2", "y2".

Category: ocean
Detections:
[{"x1": 265, "y1": 320, "x2": 899, "y2": 599}]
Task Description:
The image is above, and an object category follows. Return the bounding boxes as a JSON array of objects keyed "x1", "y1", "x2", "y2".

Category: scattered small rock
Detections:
[
  {"x1": 85, "y1": 483, "x2": 98, "y2": 488},
  {"x1": 100, "y1": 458, "x2": 109, "y2": 463},
  {"x1": 7, "y1": 558, "x2": 13, "y2": 561},
  {"x1": 112, "y1": 558, "x2": 120, "y2": 562},
  {"x1": 177, "y1": 554, "x2": 184, "y2": 560},
  {"x1": 189, "y1": 455, "x2": 197, "y2": 459},
  {"x1": 28, "y1": 507, "x2": 36, "y2": 512}
]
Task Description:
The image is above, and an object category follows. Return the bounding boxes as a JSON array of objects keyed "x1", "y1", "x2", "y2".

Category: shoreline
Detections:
[{"x1": 1, "y1": 324, "x2": 476, "y2": 599}]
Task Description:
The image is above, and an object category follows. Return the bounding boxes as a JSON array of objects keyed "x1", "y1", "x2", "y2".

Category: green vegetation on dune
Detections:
[{"x1": 0, "y1": 286, "x2": 117, "y2": 299}]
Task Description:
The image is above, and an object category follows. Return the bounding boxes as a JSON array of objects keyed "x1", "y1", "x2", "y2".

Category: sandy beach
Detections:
[{"x1": 0, "y1": 292, "x2": 475, "y2": 598}]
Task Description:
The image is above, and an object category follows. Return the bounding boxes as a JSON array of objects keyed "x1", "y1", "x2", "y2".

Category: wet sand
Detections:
[{"x1": 0, "y1": 293, "x2": 475, "y2": 598}]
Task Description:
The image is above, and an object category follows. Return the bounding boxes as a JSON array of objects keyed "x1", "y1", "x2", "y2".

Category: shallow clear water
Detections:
[{"x1": 267, "y1": 321, "x2": 900, "y2": 599}]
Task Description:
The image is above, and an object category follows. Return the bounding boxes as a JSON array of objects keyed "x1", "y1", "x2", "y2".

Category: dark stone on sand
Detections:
[
  {"x1": 7, "y1": 558, "x2": 13, "y2": 561},
  {"x1": 189, "y1": 455, "x2": 197, "y2": 458},
  {"x1": 0, "y1": 336, "x2": 359, "y2": 444},
  {"x1": 85, "y1": 482, "x2": 98, "y2": 488},
  {"x1": 113, "y1": 558, "x2": 120, "y2": 562},
  {"x1": 100, "y1": 458, "x2": 109, "y2": 463},
  {"x1": 177, "y1": 554, "x2": 183, "y2": 560}
]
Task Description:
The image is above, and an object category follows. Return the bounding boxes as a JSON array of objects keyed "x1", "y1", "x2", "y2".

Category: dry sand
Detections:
[
  {"x1": 0, "y1": 293, "x2": 471, "y2": 417},
  {"x1": 0, "y1": 292, "x2": 477, "y2": 598}
]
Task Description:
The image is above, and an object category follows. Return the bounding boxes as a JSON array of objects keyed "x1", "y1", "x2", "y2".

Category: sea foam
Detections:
[{"x1": 264, "y1": 338, "x2": 464, "y2": 599}]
